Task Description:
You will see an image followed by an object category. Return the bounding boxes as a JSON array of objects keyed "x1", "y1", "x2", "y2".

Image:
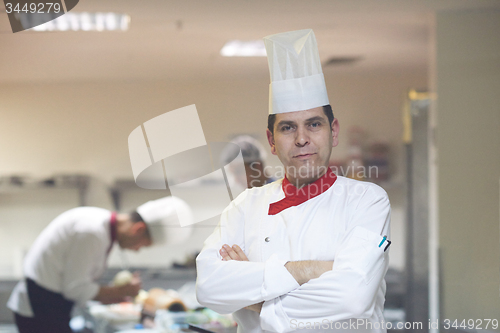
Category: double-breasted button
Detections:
[{"x1": 265, "y1": 237, "x2": 270, "y2": 242}]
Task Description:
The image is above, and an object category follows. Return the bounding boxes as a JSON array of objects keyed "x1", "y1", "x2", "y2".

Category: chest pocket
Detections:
[
  {"x1": 334, "y1": 226, "x2": 386, "y2": 285},
  {"x1": 276, "y1": 207, "x2": 340, "y2": 261}
]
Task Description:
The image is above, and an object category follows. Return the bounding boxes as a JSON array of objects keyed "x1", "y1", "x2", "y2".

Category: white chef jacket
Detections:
[
  {"x1": 7, "y1": 207, "x2": 113, "y2": 317},
  {"x1": 196, "y1": 175, "x2": 391, "y2": 333}
]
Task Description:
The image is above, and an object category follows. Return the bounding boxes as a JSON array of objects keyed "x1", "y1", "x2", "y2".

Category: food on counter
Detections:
[
  {"x1": 88, "y1": 288, "x2": 236, "y2": 333},
  {"x1": 89, "y1": 302, "x2": 141, "y2": 325},
  {"x1": 143, "y1": 288, "x2": 187, "y2": 313},
  {"x1": 134, "y1": 289, "x2": 149, "y2": 305},
  {"x1": 113, "y1": 270, "x2": 134, "y2": 286}
]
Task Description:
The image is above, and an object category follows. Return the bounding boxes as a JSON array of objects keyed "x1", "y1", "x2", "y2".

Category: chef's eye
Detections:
[
  {"x1": 280, "y1": 125, "x2": 293, "y2": 132},
  {"x1": 309, "y1": 122, "x2": 322, "y2": 130}
]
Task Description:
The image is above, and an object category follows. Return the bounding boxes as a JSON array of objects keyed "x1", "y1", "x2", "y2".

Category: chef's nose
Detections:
[{"x1": 295, "y1": 126, "x2": 310, "y2": 147}]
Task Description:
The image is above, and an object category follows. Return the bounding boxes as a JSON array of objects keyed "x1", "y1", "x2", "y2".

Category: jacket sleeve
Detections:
[
  {"x1": 61, "y1": 232, "x2": 102, "y2": 305},
  {"x1": 260, "y1": 185, "x2": 391, "y2": 332},
  {"x1": 196, "y1": 194, "x2": 300, "y2": 314}
]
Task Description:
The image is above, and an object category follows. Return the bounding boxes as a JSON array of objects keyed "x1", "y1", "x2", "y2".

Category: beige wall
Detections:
[
  {"x1": 0, "y1": 68, "x2": 427, "y2": 272},
  {"x1": 436, "y1": 10, "x2": 500, "y2": 323},
  {"x1": 0, "y1": 70, "x2": 426, "y2": 182}
]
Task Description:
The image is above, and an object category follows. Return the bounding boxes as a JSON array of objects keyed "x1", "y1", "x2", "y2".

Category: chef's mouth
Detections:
[{"x1": 293, "y1": 153, "x2": 316, "y2": 158}]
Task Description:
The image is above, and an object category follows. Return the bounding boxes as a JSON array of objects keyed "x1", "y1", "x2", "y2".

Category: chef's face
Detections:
[
  {"x1": 266, "y1": 107, "x2": 339, "y2": 188},
  {"x1": 119, "y1": 222, "x2": 152, "y2": 251}
]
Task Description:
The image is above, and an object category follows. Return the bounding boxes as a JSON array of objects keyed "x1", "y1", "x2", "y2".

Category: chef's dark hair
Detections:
[
  {"x1": 129, "y1": 211, "x2": 145, "y2": 223},
  {"x1": 267, "y1": 105, "x2": 334, "y2": 135}
]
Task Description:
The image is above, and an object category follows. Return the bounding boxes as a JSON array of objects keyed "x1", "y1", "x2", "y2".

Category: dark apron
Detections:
[
  {"x1": 14, "y1": 278, "x2": 75, "y2": 333},
  {"x1": 14, "y1": 212, "x2": 117, "y2": 333}
]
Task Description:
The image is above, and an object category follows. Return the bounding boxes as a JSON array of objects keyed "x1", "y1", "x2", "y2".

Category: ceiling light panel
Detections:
[
  {"x1": 220, "y1": 40, "x2": 266, "y2": 57},
  {"x1": 28, "y1": 12, "x2": 130, "y2": 32}
]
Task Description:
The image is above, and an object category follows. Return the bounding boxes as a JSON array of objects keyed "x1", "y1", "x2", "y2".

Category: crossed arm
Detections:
[
  {"x1": 197, "y1": 227, "x2": 388, "y2": 332},
  {"x1": 219, "y1": 244, "x2": 333, "y2": 313}
]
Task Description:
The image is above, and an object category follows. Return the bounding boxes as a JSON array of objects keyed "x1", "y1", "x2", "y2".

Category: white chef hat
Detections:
[
  {"x1": 264, "y1": 29, "x2": 329, "y2": 114},
  {"x1": 136, "y1": 196, "x2": 193, "y2": 246}
]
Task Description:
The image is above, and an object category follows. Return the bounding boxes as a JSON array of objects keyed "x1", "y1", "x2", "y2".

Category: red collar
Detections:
[
  {"x1": 107, "y1": 212, "x2": 117, "y2": 254},
  {"x1": 268, "y1": 168, "x2": 337, "y2": 215}
]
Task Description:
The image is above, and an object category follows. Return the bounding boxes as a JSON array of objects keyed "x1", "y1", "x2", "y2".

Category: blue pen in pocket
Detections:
[{"x1": 378, "y1": 236, "x2": 387, "y2": 248}]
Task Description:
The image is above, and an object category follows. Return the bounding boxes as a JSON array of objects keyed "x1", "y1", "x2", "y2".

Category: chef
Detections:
[
  {"x1": 196, "y1": 29, "x2": 391, "y2": 333},
  {"x1": 8, "y1": 196, "x2": 193, "y2": 333}
]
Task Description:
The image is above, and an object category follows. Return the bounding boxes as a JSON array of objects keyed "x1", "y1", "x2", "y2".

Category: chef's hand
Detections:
[
  {"x1": 95, "y1": 273, "x2": 141, "y2": 305},
  {"x1": 119, "y1": 272, "x2": 142, "y2": 298},
  {"x1": 218, "y1": 245, "x2": 269, "y2": 314},
  {"x1": 220, "y1": 244, "x2": 248, "y2": 261},
  {"x1": 245, "y1": 301, "x2": 263, "y2": 313},
  {"x1": 285, "y1": 260, "x2": 334, "y2": 285}
]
